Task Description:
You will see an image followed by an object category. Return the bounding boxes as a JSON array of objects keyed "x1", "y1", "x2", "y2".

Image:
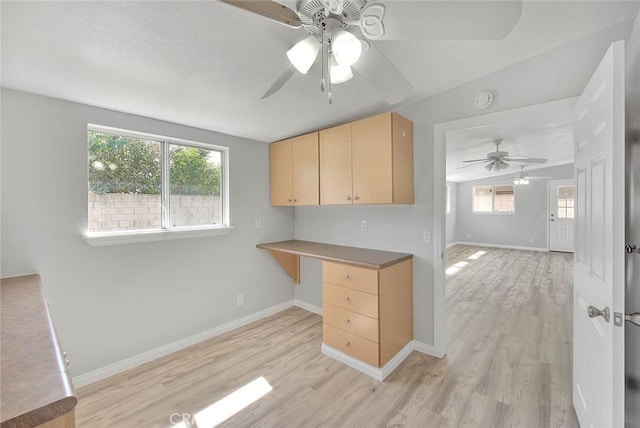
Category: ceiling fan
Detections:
[
  {"x1": 221, "y1": 0, "x2": 522, "y2": 104},
  {"x1": 459, "y1": 139, "x2": 548, "y2": 172},
  {"x1": 499, "y1": 165, "x2": 553, "y2": 185}
]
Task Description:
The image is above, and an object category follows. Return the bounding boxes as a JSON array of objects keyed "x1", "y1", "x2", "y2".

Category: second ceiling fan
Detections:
[
  {"x1": 460, "y1": 139, "x2": 548, "y2": 172},
  {"x1": 222, "y1": 0, "x2": 523, "y2": 104}
]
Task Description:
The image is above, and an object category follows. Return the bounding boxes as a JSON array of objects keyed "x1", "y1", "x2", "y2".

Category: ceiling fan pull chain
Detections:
[
  {"x1": 328, "y1": 49, "x2": 333, "y2": 104},
  {"x1": 320, "y1": 26, "x2": 326, "y2": 92}
]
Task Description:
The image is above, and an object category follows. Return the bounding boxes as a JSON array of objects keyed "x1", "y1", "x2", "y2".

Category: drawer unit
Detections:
[
  {"x1": 323, "y1": 323, "x2": 379, "y2": 367},
  {"x1": 323, "y1": 282, "x2": 378, "y2": 319},
  {"x1": 322, "y1": 261, "x2": 378, "y2": 294},
  {"x1": 322, "y1": 258, "x2": 413, "y2": 368},
  {"x1": 323, "y1": 303, "x2": 379, "y2": 343}
]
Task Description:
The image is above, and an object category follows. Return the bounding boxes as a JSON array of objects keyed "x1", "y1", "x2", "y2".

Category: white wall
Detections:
[
  {"x1": 445, "y1": 182, "x2": 457, "y2": 246},
  {"x1": 625, "y1": 12, "x2": 640, "y2": 427},
  {"x1": 293, "y1": 19, "x2": 635, "y2": 346},
  {"x1": 0, "y1": 89, "x2": 295, "y2": 377},
  {"x1": 453, "y1": 164, "x2": 574, "y2": 249}
]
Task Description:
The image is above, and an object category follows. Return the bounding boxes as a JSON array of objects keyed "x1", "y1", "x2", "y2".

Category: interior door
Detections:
[
  {"x1": 573, "y1": 41, "x2": 625, "y2": 427},
  {"x1": 549, "y1": 179, "x2": 575, "y2": 252}
]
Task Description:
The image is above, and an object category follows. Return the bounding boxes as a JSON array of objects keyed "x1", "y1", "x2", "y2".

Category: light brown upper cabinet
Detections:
[
  {"x1": 320, "y1": 112, "x2": 414, "y2": 205},
  {"x1": 270, "y1": 132, "x2": 319, "y2": 206}
]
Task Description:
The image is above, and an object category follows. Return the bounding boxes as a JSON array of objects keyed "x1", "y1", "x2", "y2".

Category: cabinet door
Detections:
[
  {"x1": 320, "y1": 123, "x2": 353, "y2": 205},
  {"x1": 352, "y1": 114, "x2": 393, "y2": 204},
  {"x1": 270, "y1": 139, "x2": 292, "y2": 206},
  {"x1": 292, "y1": 132, "x2": 319, "y2": 205}
]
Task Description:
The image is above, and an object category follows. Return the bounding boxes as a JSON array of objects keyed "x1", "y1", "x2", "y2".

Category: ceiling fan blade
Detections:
[
  {"x1": 221, "y1": 0, "x2": 302, "y2": 28},
  {"x1": 365, "y1": 1, "x2": 522, "y2": 41},
  {"x1": 506, "y1": 157, "x2": 548, "y2": 164},
  {"x1": 462, "y1": 158, "x2": 489, "y2": 163},
  {"x1": 352, "y1": 41, "x2": 412, "y2": 105},
  {"x1": 261, "y1": 65, "x2": 296, "y2": 99},
  {"x1": 457, "y1": 161, "x2": 489, "y2": 169}
]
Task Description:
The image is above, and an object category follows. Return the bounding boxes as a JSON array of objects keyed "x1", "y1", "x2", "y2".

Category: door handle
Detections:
[
  {"x1": 626, "y1": 312, "x2": 640, "y2": 327},
  {"x1": 588, "y1": 305, "x2": 610, "y2": 323}
]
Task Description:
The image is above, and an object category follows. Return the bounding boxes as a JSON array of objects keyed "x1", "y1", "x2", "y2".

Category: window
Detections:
[
  {"x1": 473, "y1": 185, "x2": 514, "y2": 213},
  {"x1": 557, "y1": 185, "x2": 575, "y2": 219},
  {"x1": 446, "y1": 185, "x2": 451, "y2": 214},
  {"x1": 86, "y1": 125, "x2": 229, "y2": 245}
]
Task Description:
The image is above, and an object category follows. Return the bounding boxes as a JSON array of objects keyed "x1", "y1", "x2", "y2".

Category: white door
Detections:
[
  {"x1": 573, "y1": 41, "x2": 625, "y2": 427},
  {"x1": 549, "y1": 179, "x2": 575, "y2": 252}
]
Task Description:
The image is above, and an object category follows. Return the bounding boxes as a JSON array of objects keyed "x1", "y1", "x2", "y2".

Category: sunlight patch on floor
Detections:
[
  {"x1": 467, "y1": 250, "x2": 487, "y2": 260},
  {"x1": 446, "y1": 260, "x2": 469, "y2": 276},
  {"x1": 173, "y1": 376, "x2": 273, "y2": 428}
]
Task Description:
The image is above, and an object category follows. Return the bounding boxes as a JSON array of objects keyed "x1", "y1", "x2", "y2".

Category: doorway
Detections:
[{"x1": 549, "y1": 179, "x2": 575, "y2": 252}]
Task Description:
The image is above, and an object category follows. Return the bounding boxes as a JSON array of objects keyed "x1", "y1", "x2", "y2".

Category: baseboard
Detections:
[
  {"x1": 321, "y1": 340, "x2": 438, "y2": 381},
  {"x1": 73, "y1": 300, "x2": 295, "y2": 388},
  {"x1": 293, "y1": 299, "x2": 323, "y2": 315},
  {"x1": 411, "y1": 340, "x2": 445, "y2": 358},
  {"x1": 454, "y1": 241, "x2": 548, "y2": 252}
]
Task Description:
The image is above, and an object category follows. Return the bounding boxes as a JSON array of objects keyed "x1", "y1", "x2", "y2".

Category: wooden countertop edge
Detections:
[
  {"x1": 0, "y1": 395, "x2": 77, "y2": 428},
  {"x1": 256, "y1": 241, "x2": 413, "y2": 270}
]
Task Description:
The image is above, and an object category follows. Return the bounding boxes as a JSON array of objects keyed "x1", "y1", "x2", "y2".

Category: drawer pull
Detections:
[
  {"x1": 344, "y1": 273, "x2": 350, "y2": 279},
  {"x1": 345, "y1": 319, "x2": 351, "y2": 325},
  {"x1": 345, "y1": 341, "x2": 351, "y2": 347},
  {"x1": 344, "y1": 296, "x2": 351, "y2": 303}
]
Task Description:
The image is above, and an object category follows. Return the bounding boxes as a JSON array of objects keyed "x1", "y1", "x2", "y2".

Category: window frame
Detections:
[
  {"x1": 472, "y1": 184, "x2": 516, "y2": 215},
  {"x1": 84, "y1": 124, "x2": 231, "y2": 246}
]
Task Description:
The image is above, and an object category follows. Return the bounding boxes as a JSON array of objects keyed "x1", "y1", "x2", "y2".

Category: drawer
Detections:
[
  {"x1": 323, "y1": 323, "x2": 379, "y2": 367},
  {"x1": 323, "y1": 303, "x2": 379, "y2": 343},
  {"x1": 322, "y1": 261, "x2": 378, "y2": 294},
  {"x1": 323, "y1": 283, "x2": 378, "y2": 319}
]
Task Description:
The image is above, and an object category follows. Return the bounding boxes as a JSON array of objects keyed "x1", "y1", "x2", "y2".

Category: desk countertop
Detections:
[
  {"x1": 1, "y1": 274, "x2": 77, "y2": 427},
  {"x1": 256, "y1": 240, "x2": 412, "y2": 270}
]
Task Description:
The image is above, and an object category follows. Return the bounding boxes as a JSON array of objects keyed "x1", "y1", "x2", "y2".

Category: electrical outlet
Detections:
[
  {"x1": 529, "y1": 238, "x2": 534, "y2": 243},
  {"x1": 361, "y1": 220, "x2": 368, "y2": 232},
  {"x1": 237, "y1": 294, "x2": 244, "y2": 307},
  {"x1": 254, "y1": 218, "x2": 262, "y2": 229},
  {"x1": 467, "y1": 233, "x2": 471, "y2": 239},
  {"x1": 423, "y1": 231, "x2": 431, "y2": 244}
]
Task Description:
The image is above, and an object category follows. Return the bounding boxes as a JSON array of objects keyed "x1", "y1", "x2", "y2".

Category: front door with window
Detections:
[{"x1": 549, "y1": 179, "x2": 574, "y2": 252}]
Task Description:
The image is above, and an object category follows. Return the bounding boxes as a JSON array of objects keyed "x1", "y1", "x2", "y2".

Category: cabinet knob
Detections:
[
  {"x1": 353, "y1": 196, "x2": 359, "y2": 201},
  {"x1": 344, "y1": 273, "x2": 350, "y2": 279},
  {"x1": 345, "y1": 341, "x2": 351, "y2": 347},
  {"x1": 293, "y1": 199, "x2": 297, "y2": 202},
  {"x1": 345, "y1": 319, "x2": 351, "y2": 325},
  {"x1": 288, "y1": 199, "x2": 292, "y2": 202},
  {"x1": 344, "y1": 296, "x2": 351, "y2": 303},
  {"x1": 346, "y1": 196, "x2": 352, "y2": 201}
]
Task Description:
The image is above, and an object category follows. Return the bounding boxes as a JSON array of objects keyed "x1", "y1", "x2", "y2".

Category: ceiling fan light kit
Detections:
[
  {"x1": 331, "y1": 28, "x2": 363, "y2": 66},
  {"x1": 330, "y1": 54, "x2": 353, "y2": 83},
  {"x1": 287, "y1": 35, "x2": 320, "y2": 74},
  {"x1": 514, "y1": 178, "x2": 530, "y2": 185}
]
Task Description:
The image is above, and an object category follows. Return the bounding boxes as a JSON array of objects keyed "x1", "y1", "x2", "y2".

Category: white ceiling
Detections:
[
  {"x1": 1, "y1": 1, "x2": 639, "y2": 142},
  {"x1": 446, "y1": 110, "x2": 575, "y2": 182}
]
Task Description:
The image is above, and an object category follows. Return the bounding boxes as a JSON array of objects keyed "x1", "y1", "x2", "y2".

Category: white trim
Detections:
[
  {"x1": 454, "y1": 241, "x2": 548, "y2": 252},
  {"x1": 321, "y1": 340, "x2": 443, "y2": 381},
  {"x1": 446, "y1": 241, "x2": 460, "y2": 249},
  {"x1": 293, "y1": 299, "x2": 323, "y2": 315},
  {"x1": 84, "y1": 226, "x2": 233, "y2": 246},
  {"x1": 412, "y1": 340, "x2": 444, "y2": 358},
  {"x1": 433, "y1": 97, "x2": 578, "y2": 361},
  {"x1": 72, "y1": 300, "x2": 294, "y2": 387}
]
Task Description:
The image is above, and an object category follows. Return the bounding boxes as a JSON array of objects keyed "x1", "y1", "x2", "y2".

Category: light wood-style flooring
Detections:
[{"x1": 76, "y1": 245, "x2": 578, "y2": 427}]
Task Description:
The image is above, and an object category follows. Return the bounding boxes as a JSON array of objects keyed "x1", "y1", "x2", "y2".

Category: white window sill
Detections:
[
  {"x1": 84, "y1": 226, "x2": 233, "y2": 247},
  {"x1": 472, "y1": 211, "x2": 516, "y2": 215}
]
